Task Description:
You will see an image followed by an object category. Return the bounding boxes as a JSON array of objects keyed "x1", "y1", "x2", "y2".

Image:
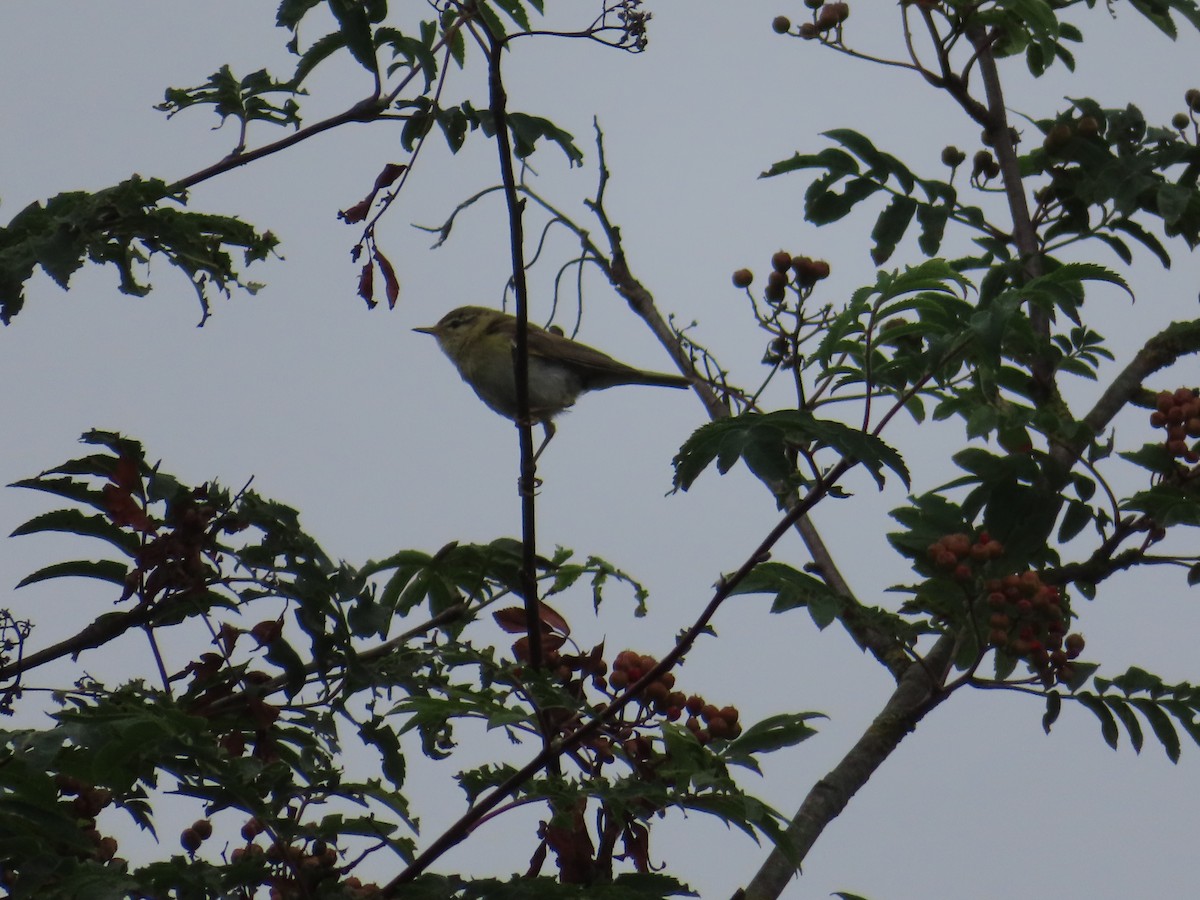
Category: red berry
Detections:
[{"x1": 944, "y1": 533, "x2": 971, "y2": 557}]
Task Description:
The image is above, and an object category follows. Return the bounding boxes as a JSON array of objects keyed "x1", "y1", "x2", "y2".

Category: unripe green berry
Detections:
[
  {"x1": 941, "y1": 145, "x2": 966, "y2": 167},
  {"x1": 1043, "y1": 123, "x2": 1072, "y2": 154}
]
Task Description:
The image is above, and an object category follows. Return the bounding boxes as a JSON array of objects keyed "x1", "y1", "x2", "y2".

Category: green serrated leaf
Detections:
[
  {"x1": 1076, "y1": 692, "x2": 1120, "y2": 750},
  {"x1": 870, "y1": 195, "x2": 917, "y2": 265},
  {"x1": 673, "y1": 411, "x2": 908, "y2": 494},
  {"x1": 1123, "y1": 485, "x2": 1200, "y2": 527},
  {"x1": 329, "y1": 0, "x2": 379, "y2": 73},
  {"x1": 1109, "y1": 697, "x2": 1145, "y2": 753},
  {"x1": 15, "y1": 559, "x2": 129, "y2": 591},
  {"x1": 1131, "y1": 698, "x2": 1182, "y2": 762},
  {"x1": 10, "y1": 509, "x2": 141, "y2": 555},
  {"x1": 725, "y1": 713, "x2": 824, "y2": 757},
  {"x1": 1042, "y1": 691, "x2": 1062, "y2": 733},
  {"x1": 1057, "y1": 499, "x2": 1092, "y2": 542}
]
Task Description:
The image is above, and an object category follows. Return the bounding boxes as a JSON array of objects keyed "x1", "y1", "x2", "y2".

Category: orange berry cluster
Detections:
[
  {"x1": 228, "y1": 817, "x2": 379, "y2": 898},
  {"x1": 4, "y1": 776, "x2": 126, "y2": 891},
  {"x1": 1149, "y1": 387, "x2": 1200, "y2": 465},
  {"x1": 609, "y1": 650, "x2": 682, "y2": 716},
  {"x1": 683, "y1": 695, "x2": 742, "y2": 745},
  {"x1": 54, "y1": 775, "x2": 120, "y2": 863},
  {"x1": 984, "y1": 571, "x2": 1084, "y2": 686},
  {"x1": 780, "y1": 1, "x2": 848, "y2": 39},
  {"x1": 544, "y1": 645, "x2": 608, "y2": 691},
  {"x1": 731, "y1": 249, "x2": 831, "y2": 305},
  {"x1": 924, "y1": 533, "x2": 1086, "y2": 686},
  {"x1": 179, "y1": 818, "x2": 214, "y2": 854},
  {"x1": 608, "y1": 650, "x2": 741, "y2": 746},
  {"x1": 926, "y1": 531, "x2": 1005, "y2": 582}
]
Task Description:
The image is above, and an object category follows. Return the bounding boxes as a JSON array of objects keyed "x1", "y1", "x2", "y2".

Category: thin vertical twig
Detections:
[{"x1": 483, "y1": 29, "x2": 543, "y2": 674}]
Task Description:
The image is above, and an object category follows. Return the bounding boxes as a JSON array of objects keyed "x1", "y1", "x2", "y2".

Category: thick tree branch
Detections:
[
  {"x1": 586, "y1": 200, "x2": 908, "y2": 678},
  {"x1": 739, "y1": 635, "x2": 957, "y2": 900},
  {"x1": 1051, "y1": 319, "x2": 1200, "y2": 469}
]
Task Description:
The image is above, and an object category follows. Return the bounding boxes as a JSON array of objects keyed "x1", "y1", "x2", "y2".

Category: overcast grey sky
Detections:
[{"x1": 3, "y1": 3, "x2": 1199, "y2": 898}]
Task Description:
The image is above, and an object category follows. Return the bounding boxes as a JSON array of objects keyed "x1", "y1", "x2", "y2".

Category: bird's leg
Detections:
[
  {"x1": 515, "y1": 419, "x2": 551, "y2": 496},
  {"x1": 532, "y1": 420, "x2": 556, "y2": 464}
]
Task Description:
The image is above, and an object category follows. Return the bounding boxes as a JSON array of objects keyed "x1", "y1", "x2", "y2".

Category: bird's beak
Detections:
[{"x1": 412, "y1": 325, "x2": 436, "y2": 335}]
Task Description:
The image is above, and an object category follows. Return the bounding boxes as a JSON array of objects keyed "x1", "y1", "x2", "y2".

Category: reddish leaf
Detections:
[
  {"x1": 512, "y1": 632, "x2": 567, "y2": 661},
  {"x1": 216, "y1": 622, "x2": 242, "y2": 655},
  {"x1": 102, "y1": 483, "x2": 153, "y2": 531},
  {"x1": 357, "y1": 261, "x2": 375, "y2": 308},
  {"x1": 250, "y1": 619, "x2": 282, "y2": 647},
  {"x1": 373, "y1": 162, "x2": 407, "y2": 191},
  {"x1": 619, "y1": 821, "x2": 650, "y2": 873},
  {"x1": 112, "y1": 454, "x2": 141, "y2": 492},
  {"x1": 493, "y1": 606, "x2": 528, "y2": 633},
  {"x1": 373, "y1": 247, "x2": 401, "y2": 309},
  {"x1": 339, "y1": 198, "x2": 372, "y2": 224},
  {"x1": 543, "y1": 803, "x2": 595, "y2": 884},
  {"x1": 538, "y1": 601, "x2": 570, "y2": 637},
  {"x1": 580, "y1": 641, "x2": 607, "y2": 677},
  {"x1": 525, "y1": 837, "x2": 548, "y2": 877}
]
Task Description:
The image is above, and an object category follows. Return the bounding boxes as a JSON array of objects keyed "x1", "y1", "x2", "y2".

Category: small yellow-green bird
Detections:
[{"x1": 414, "y1": 305, "x2": 691, "y2": 457}]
